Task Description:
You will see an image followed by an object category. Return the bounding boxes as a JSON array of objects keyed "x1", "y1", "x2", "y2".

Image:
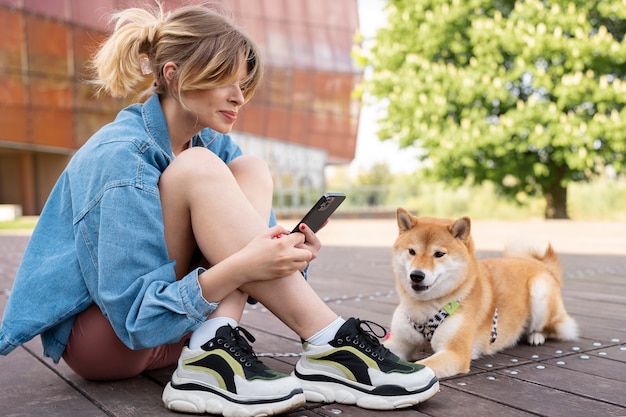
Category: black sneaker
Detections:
[
  {"x1": 162, "y1": 325, "x2": 305, "y2": 416},
  {"x1": 294, "y1": 318, "x2": 439, "y2": 410}
]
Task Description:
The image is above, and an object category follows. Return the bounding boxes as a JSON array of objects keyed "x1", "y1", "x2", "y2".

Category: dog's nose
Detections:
[{"x1": 410, "y1": 270, "x2": 426, "y2": 282}]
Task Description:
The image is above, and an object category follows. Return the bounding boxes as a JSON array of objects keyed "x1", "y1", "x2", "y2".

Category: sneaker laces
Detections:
[
  {"x1": 220, "y1": 325, "x2": 264, "y2": 368},
  {"x1": 348, "y1": 319, "x2": 394, "y2": 361}
]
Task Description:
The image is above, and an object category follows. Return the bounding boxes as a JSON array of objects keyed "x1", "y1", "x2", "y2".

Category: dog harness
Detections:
[{"x1": 408, "y1": 300, "x2": 499, "y2": 344}]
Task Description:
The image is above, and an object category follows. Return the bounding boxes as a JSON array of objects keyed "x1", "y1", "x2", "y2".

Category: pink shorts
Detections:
[{"x1": 62, "y1": 304, "x2": 188, "y2": 381}]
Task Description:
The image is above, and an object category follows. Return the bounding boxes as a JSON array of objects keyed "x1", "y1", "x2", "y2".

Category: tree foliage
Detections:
[{"x1": 359, "y1": 0, "x2": 626, "y2": 218}]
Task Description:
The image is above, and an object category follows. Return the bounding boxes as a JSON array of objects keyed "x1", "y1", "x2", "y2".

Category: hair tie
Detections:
[{"x1": 139, "y1": 54, "x2": 153, "y2": 75}]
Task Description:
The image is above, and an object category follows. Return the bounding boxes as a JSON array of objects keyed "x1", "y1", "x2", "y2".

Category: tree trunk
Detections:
[{"x1": 544, "y1": 180, "x2": 569, "y2": 219}]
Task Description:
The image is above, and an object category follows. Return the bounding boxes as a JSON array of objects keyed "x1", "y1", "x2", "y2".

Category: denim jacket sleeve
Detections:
[{"x1": 80, "y1": 173, "x2": 216, "y2": 350}]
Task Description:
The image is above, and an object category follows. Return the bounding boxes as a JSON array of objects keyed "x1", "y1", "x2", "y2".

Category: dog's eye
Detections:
[
  {"x1": 408, "y1": 248, "x2": 416, "y2": 256},
  {"x1": 434, "y1": 251, "x2": 446, "y2": 258}
]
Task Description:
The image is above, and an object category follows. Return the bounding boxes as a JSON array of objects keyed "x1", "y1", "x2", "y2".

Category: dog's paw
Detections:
[{"x1": 527, "y1": 332, "x2": 546, "y2": 346}]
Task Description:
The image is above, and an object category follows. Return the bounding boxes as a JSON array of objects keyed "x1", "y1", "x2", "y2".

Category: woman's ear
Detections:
[{"x1": 162, "y1": 62, "x2": 178, "y2": 83}]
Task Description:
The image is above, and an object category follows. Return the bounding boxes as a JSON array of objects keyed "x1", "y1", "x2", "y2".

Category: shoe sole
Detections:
[
  {"x1": 162, "y1": 382, "x2": 306, "y2": 417},
  {"x1": 294, "y1": 371, "x2": 440, "y2": 410}
]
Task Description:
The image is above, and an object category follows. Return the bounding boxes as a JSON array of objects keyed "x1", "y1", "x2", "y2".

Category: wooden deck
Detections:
[{"x1": 1, "y1": 219, "x2": 626, "y2": 417}]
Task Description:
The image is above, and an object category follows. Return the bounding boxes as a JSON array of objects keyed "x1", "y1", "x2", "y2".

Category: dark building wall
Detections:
[{"x1": 0, "y1": 0, "x2": 361, "y2": 214}]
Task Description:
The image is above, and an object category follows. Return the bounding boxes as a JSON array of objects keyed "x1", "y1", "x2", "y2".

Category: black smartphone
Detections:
[{"x1": 291, "y1": 192, "x2": 346, "y2": 234}]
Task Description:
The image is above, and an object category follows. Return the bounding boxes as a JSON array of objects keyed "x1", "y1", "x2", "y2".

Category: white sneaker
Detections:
[
  {"x1": 294, "y1": 318, "x2": 439, "y2": 410},
  {"x1": 162, "y1": 325, "x2": 305, "y2": 416}
]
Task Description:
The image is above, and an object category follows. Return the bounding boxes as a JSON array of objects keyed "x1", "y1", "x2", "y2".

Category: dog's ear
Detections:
[
  {"x1": 396, "y1": 208, "x2": 417, "y2": 232},
  {"x1": 450, "y1": 216, "x2": 471, "y2": 242}
]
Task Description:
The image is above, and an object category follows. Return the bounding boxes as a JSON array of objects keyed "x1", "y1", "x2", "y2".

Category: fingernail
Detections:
[{"x1": 299, "y1": 224, "x2": 306, "y2": 231}]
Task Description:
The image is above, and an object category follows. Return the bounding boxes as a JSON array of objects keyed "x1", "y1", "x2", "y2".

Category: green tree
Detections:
[{"x1": 359, "y1": 0, "x2": 626, "y2": 218}]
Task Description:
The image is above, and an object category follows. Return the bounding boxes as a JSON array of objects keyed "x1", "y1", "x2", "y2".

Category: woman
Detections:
[{"x1": 0, "y1": 3, "x2": 438, "y2": 416}]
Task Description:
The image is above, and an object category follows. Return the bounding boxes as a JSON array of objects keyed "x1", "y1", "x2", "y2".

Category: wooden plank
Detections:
[
  {"x1": 18, "y1": 339, "x2": 175, "y2": 417},
  {"x1": 0, "y1": 346, "x2": 107, "y2": 417},
  {"x1": 0, "y1": 236, "x2": 30, "y2": 311},
  {"x1": 302, "y1": 403, "x2": 430, "y2": 417},
  {"x1": 576, "y1": 328, "x2": 626, "y2": 344},
  {"x1": 467, "y1": 351, "x2": 533, "y2": 372},
  {"x1": 587, "y1": 344, "x2": 626, "y2": 363},
  {"x1": 497, "y1": 360, "x2": 626, "y2": 407},
  {"x1": 450, "y1": 371, "x2": 626, "y2": 417},
  {"x1": 570, "y1": 314, "x2": 626, "y2": 334},
  {"x1": 565, "y1": 296, "x2": 626, "y2": 317},
  {"x1": 421, "y1": 384, "x2": 538, "y2": 417},
  {"x1": 559, "y1": 347, "x2": 626, "y2": 382},
  {"x1": 62, "y1": 373, "x2": 175, "y2": 417},
  {"x1": 503, "y1": 337, "x2": 615, "y2": 360}
]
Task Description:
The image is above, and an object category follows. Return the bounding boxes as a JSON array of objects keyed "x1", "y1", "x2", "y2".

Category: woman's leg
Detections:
[
  {"x1": 160, "y1": 149, "x2": 314, "y2": 414},
  {"x1": 159, "y1": 148, "x2": 337, "y2": 337}
]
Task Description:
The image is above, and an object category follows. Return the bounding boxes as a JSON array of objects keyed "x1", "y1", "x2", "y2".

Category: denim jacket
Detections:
[{"x1": 0, "y1": 94, "x2": 261, "y2": 362}]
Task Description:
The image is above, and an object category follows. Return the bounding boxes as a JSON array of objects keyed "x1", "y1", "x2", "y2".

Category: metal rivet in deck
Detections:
[
  {"x1": 511, "y1": 359, "x2": 519, "y2": 363},
  {"x1": 329, "y1": 409, "x2": 342, "y2": 414},
  {"x1": 611, "y1": 338, "x2": 620, "y2": 343},
  {"x1": 572, "y1": 346, "x2": 581, "y2": 351},
  {"x1": 593, "y1": 342, "x2": 602, "y2": 347},
  {"x1": 620, "y1": 347, "x2": 626, "y2": 351},
  {"x1": 555, "y1": 350, "x2": 563, "y2": 354},
  {"x1": 509, "y1": 370, "x2": 519, "y2": 375},
  {"x1": 531, "y1": 354, "x2": 539, "y2": 359},
  {"x1": 598, "y1": 352, "x2": 607, "y2": 356},
  {"x1": 487, "y1": 376, "x2": 496, "y2": 380},
  {"x1": 556, "y1": 361, "x2": 566, "y2": 365},
  {"x1": 457, "y1": 382, "x2": 467, "y2": 386},
  {"x1": 536, "y1": 365, "x2": 546, "y2": 369},
  {"x1": 486, "y1": 363, "x2": 493, "y2": 368},
  {"x1": 580, "y1": 355, "x2": 590, "y2": 360}
]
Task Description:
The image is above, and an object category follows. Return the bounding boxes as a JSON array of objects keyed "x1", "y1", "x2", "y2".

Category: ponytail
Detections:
[
  {"x1": 89, "y1": 3, "x2": 165, "y2": 98},
  {"x1": 88, "y1": 2, "x2": 263, "y2": 103}
]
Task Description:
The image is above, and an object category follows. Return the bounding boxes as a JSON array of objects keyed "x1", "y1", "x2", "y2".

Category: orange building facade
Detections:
[{"x1": 0, "y1": 0, "x2": 361, "y2": 215}]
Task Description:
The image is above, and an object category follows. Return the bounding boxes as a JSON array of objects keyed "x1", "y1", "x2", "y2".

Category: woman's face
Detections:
[{"x1": 181, "y1": 63, "x2": 247, "y2": 134}]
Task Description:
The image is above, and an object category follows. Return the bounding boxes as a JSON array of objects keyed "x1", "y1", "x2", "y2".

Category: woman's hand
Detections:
[
  {"x1": 235, "y1": 225, "x2": 315, "y2": 282},
  {"x1": 293, "y1": 223, "x2": 321, "y2": 261},
  {"x1": 197, "y1": 224, "x2": 324, "y2": 303}
]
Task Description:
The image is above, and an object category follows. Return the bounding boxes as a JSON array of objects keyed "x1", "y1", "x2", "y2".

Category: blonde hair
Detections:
[{"x1": 89, "y1": 2, "x2": 263, "y2": 103}]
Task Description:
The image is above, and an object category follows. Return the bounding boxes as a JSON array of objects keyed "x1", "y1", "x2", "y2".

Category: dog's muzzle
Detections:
[{"x1": 410, "y1": 270, "x2": 430, "y2": 292}]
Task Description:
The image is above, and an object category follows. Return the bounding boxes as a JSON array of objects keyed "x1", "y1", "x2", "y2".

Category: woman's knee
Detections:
[
  {"x1": 228, "y1": 154, "x2": 273, "y2": 193},
  {"x1": 161, "y1": 147, "x2": 231, "y2": 187}
]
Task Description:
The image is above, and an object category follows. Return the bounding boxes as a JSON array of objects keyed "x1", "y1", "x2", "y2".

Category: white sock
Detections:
[
  {"x1": 306, "y1": 316, "x2": 346, "y2": 346},
  {"x1": 189, "y1": 317, "x2": 238, "y2": 349}
]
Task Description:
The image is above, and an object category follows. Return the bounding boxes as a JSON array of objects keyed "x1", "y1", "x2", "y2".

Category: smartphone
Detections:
[{"x1": 291, "y1": 192, "x2": 346, "y2": 234}]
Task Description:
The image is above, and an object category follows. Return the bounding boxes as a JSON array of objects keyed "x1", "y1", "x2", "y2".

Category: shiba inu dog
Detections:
[{"x1": 384, "y1": 208, "x2": 579, "y2": 378}]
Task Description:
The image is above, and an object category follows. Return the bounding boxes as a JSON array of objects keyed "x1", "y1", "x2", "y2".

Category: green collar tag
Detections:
[{"x1": 443, "y1": 300, "x2": 461, "y2": 315}]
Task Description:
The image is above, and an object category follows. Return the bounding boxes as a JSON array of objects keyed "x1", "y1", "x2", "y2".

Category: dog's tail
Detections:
[{"x1": 504, "y1": 240, "x2": 563, "y2": 284}]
